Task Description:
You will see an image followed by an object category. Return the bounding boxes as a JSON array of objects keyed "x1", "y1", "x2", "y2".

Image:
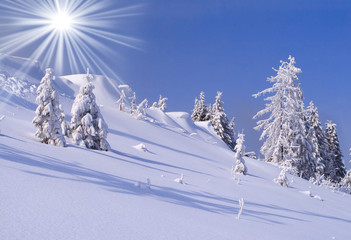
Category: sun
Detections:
[
  {"x1": 0, "y1": 0, "x2": 143, "y2": 84},
  {"x1": 50, "y1": 11, "x2": 73, "y2": 32}
]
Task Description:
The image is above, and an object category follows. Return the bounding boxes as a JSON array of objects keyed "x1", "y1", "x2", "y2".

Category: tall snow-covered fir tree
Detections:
[
  {"x1": 253, "y1": 56, "x2": 316, "y2": 180},
  {"x1": 233, "y1": 133, "x2": 248, "y2": 175},
  {"x1": 306, "y1": 101, "x2": 329, "y2": 181},
  {"x1": 32, "y1": 68, "x2": 65, "y2": 147},
  {"x1": 325, "y1": 121, "x2": 346, "y2": 182},
  {"x1": 70, "y1": 71, "x2": 110, "y2": 151},
  {"x1": 211, "y1": 91, "x2": 235, "y2": 151},
  {"x1": 191, "y1": 91, "x2": 211, "y2": 122}
]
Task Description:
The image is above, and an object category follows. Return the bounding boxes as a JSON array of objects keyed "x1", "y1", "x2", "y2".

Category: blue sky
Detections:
[
  {"x1": 1, "y1": 0, "x2": 350, "y2": 166},
  {"x1": 117, "y1": 0, "x2": 351, "y2": 166}
]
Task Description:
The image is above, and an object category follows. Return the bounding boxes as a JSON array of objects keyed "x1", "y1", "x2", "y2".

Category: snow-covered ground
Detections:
[{"x1": 0, "y1": 72, "x2": 350, "y2": 240}]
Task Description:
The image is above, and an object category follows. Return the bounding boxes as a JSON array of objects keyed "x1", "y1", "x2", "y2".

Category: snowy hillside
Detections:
[{"x1": 0, "y1": 72, "x2": 351, "y2": 240}]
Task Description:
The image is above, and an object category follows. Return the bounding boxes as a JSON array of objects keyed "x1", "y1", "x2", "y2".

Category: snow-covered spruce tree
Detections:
[
  {"x1": 233, "y1": 133, "x2": 248, "y2": 175},
  {"x1": 70, "y1": 72, "x2": 110, "y2": 151},
  {"x1": 325, "y1": 121, "x2": 346, "y2": 182},
  {"x1": 211, "y1": 91, "x2": 235, "y2": 150},
  {"x1": 253, "y1": 56, "x2": 316, "y2": 180},
  {"x1": 191, "y1": 91, "x2": 211, "y2": 122},
  {"x1": 306, "y1": 101, "x2": 330, "y2": 181},
  {"x1": 32, "y1": 68, "x2": 65, "y2": 147}
]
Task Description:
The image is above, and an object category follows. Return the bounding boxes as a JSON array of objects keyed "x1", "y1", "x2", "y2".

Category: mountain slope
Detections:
[{"x1": 0, "y1": 73, "x2": 350, "y2": 240}]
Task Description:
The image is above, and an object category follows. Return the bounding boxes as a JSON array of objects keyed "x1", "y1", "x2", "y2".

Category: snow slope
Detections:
[{"x1": 0, "y1": 73, "x2": 350, "y2": 240}]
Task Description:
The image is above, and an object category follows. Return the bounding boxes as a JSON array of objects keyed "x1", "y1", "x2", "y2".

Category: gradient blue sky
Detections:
[
  {"x1": 118, "y1": 0, "x2": 351, "y2": 166},
  {"x1": 1, "y1": 0, "x2": 351, "y2": 166}
]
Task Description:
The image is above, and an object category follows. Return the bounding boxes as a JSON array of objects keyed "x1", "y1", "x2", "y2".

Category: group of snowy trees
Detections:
[
  {"x1": 253, "y1": 56, "x2": 348, "y2": 187},
  {"x1": 33, "y1": 68, "x2": 110, "y2": 151},
  {"x1": 118, "y1": 89, "x2": 167, "y2": 119},
  {"x1": 191, "y1": 91, "x2": 236, "y2": 151}
]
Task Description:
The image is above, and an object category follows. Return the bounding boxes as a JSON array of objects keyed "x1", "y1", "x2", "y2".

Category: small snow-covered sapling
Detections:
[
  {"x1": 236, "y1": 198, "x2": 244, "y2": 219},
  {"x1": 174, "y1": 173, "x2": 184, "y2": 184}
]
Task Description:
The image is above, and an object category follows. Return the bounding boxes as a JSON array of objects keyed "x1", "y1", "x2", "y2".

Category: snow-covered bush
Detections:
[
  {"x1": 340, "y1": 149, "x2": 351, "y2": 194},
  {"x1": 174, "y1": 173, "x2": 184, "y2": 184},
  {"x1": 70, "y1": 72, "x2": 110, "y2": 151},
  {"x1": 274, "y1": 168, "x2": 289, "y2": 187},
  {"x1": 233, "y1": 133, "x2": 248, "y2": 175},
  {"x1": 151, "y1": 95, "x2": 168, "y2": 112},
  {"x1": 32, "y1": 68, "x2": 65, "y2": 147},
  {"x1": 116, "y1": 90, "x2": 125, "y2": 111},
  {"x1": 236, "y1": 198, "x2": 244, "y2": 219},
  {"x1": 134, "y1": 98, "x2": 148, "y2": 119}
]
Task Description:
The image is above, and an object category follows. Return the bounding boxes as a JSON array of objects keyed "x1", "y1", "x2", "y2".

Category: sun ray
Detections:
[{"x1": 0, "y1": 0, "x2": 143, "y2": 84}]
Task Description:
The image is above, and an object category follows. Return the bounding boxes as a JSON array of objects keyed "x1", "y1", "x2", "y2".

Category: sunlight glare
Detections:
[{"x1": 50, "y1": 11, "x2": 72, "y2": 32}]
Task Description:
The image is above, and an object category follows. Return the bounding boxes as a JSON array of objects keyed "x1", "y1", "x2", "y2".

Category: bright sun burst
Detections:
[
  {"x1": 0, "y1": 0, "x2": 143, "y2": 84},
  {"x1": 50, "y1": 11, "x2": 73, "y2": 32}
]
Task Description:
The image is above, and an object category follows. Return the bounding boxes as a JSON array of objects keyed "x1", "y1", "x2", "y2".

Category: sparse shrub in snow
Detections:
[
  {"x1": 244, "y1": 151, "x2": 257, "y2": 159},
  {"x1": 314, "y1": 195, "x2": 323, "y2": 201},
  {"x1": 135, "y1": 178, "x2": 151, "y2": 189},
  {"x1": 325, "y1": 121, "x2": 346, "y2": 183},
  {"x1": 253, "y1": 56, "x2": 316, "y2": 180},
  {"x1": 340, "y1": 150, "x2": 351, "y2": 193},
  {"x1": 158, "y1": 95, "x2": 167, "y2": 112},
  {"x1": 191, "y1": 91, "x2": 212, "y2": 122},
  {"x1": 70, "y1": 71, "x2": 110, "y2": 151},
  {"x1": 236, "y1": 198, "x2": 244, "y2": 219},
  {"x1": 130, "y1": 92, "x2": 136, "y2": 114},
  {"x1": 174, "y1": 173, "x2": 184, "y2": 184},
  {"x1": 211, "y1": 91, "x2": 235, "y2": 151},
  {"x1": 116, "y1": 90, "x2": 125, "y2": 111},
  {"x1": 133, "y1": 98, "x2": 148, "y2": 119},
  {"x1": 274, "y1": 168, "x2": 289, "y2": 187},
  {"x1": 32, "y1": 68, "x2": 65, "y2": 147},
  {"x1": 233, "y1": 133, "x2": 248, "y2": 175},
  {"x1": 341, "y1": 171, "x2": 351, "y2": 194},
  {"x1": 151, "y1": 95, "x2": 168, "y2": 112}
]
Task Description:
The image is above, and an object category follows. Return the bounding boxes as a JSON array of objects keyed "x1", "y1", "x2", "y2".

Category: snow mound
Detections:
[
  {"x1": 0, "y1": 74, "x2": 36, "y2": 97},
  {"x1": 134, "y1": 178, "x2": 151, "y2": 189},
  {"x1": 57, "y1": 74, "x2": 125, "y2": 107}
]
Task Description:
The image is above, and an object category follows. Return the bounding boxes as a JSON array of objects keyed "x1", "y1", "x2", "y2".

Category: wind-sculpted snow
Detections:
[{"x1": 0, "y1": 73, "x2": 351, "y2": 240}]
